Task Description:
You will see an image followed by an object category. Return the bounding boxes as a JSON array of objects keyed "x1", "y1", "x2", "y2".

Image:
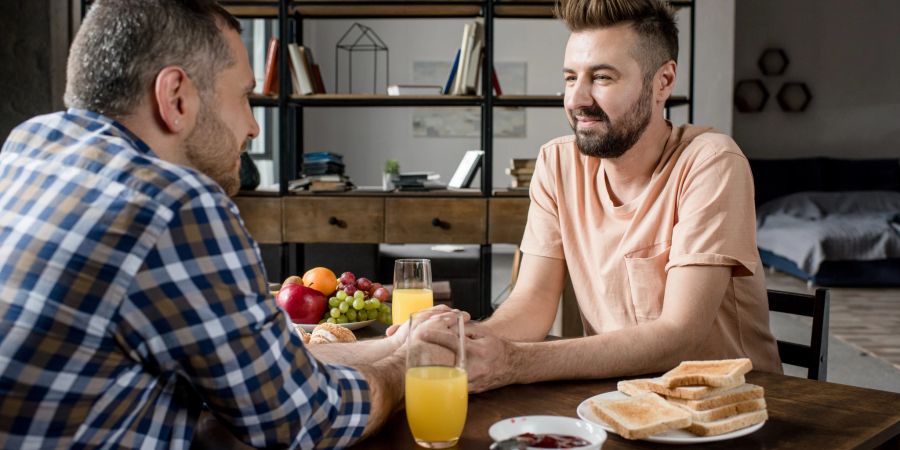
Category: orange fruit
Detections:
[{"x1": 302, "y1": 267, "x2": 338, "y2": 296}]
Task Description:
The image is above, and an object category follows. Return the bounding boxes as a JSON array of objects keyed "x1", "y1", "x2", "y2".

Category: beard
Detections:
[
  {"x1": 571, "y1": 80, "x2": 654, "y2": 159},
  {"x1": 183, "y1": 97, "x2": 246, "y2": 196}
]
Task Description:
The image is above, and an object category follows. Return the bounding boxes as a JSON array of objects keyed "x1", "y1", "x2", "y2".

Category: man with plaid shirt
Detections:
[{"x1": 0, "y1": 1, "x2": 407, "y2": 448}]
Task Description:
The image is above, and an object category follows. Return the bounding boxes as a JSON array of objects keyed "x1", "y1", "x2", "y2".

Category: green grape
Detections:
[
  {"x1": 379, "y1": 304, "x2": 390, "y2": 314},
  {"x1": 346, "y1": 309, "x2": 357, "y2": 321},
  {"x1": 364, "y1": 299, "x2": 378, "y2": 311},
  {"x1": 318, "y1": 319, "x2": 326, "y2": 324},
  {"x1": 369, "y1": 298, "x2": 381, "y2": 309},
  {"x1": 328, "y1": 297, "x2": 341, "y2": 307},
  {"x1": 330, "y1": 307, "x2": 341, "y2": 319},
  {"x1": 352, "y1": 298, "x2": 365, "y2": 310},
  {"x1": 354, "y1": 290, "x2": 366, "y2": 300},
  {"x1": 357, "y1": 310, "x2": 368, "y2": 321},
  {"x1": 338, "y1": 301, "x2": 350, "y2": 313},
  {"x1": 336, "y1": 315, "x2": 348, "y2": 324},
  {"x1": 326, "y1": 317, "x2": 337, "y2": 324},
  {"x1": 336, "y1": 290, "x2": 348, "y2": 301}
]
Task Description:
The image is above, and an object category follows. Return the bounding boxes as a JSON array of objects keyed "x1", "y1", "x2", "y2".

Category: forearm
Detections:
[
  {"x1": 510, "y1": 319, "x2": 700, "y2": 384},
  {"x1": 356, "y1": 353, "x2": 405, "y2": 439},
  {"x1": 308, "y1": 337, "x2": 397, "y2": 365}
]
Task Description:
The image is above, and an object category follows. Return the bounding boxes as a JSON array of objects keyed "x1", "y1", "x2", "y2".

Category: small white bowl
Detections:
[{"x1": 489, "y1": 415, "x2": 607, "y2": 450}]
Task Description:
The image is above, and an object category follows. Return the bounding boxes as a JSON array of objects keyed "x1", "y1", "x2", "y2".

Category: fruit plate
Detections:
[{"x1": 296, "y1": 320, "x2": 375, "y2": 333}]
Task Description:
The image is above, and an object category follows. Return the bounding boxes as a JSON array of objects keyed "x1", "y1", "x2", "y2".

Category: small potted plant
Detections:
[{"x1": 383, "y1": 159, "x2": 399, "y2": 191}]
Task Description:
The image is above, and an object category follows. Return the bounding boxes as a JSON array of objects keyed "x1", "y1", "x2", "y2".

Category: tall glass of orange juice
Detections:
[
  {"x1": 392, "y1": 259, "x2": 433, "y2": 325},
  {"x1": 405, "y1": 310, "x2": 467, "y2": 448}
]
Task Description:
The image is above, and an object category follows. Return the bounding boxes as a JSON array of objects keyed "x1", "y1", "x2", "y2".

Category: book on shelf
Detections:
[
  {"x1": 387, "y1": 84, "x2": 444, "y2": 96},
  {"x1": 287, "y1": 43, "x2": 315, "y2": 95},
  {"x1": 262, "y1": 37, "x2": 279, "y2": 95},
  {"x1": 491, "y1": 66, "x2": 502, "y2": 96},
  {"x1": 443, "y1": 49, "x2": 461, "y2": 94},
  {"x1": 310, "y1": 63, "x2": 326, "y2": 94},
  {"x1": 303, "y1": 151, "x2": 343, "y2": 164},
  {"x1": 462, "y1": 20, "x2": 484, "y2": 95}
]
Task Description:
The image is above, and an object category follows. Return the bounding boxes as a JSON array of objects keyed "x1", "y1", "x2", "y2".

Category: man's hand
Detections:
[
  {"x1": 462, "y1": 322, "x2": 519, "y2": 393},
  {"x1": 385, "y1": 304, "x2": 470, "y2": 343}
]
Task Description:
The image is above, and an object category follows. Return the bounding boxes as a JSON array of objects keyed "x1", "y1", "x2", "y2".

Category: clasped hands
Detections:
[{"x1": 386, "y1": 305, "x2": 518, "y2": 393}]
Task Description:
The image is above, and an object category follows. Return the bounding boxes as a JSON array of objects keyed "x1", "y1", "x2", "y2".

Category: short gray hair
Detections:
[{"x1": 64, "y1": 0, "x2": 242, "y2": 118}]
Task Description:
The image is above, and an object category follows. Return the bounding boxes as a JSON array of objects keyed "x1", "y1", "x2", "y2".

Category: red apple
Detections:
[{"x1": 276, "y1": 284, "x2": 327, "y2": 324}]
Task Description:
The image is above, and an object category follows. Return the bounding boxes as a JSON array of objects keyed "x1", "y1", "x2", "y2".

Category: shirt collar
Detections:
[{"x1": 65, "y1": 108, "x2": 157, "y2": 158}]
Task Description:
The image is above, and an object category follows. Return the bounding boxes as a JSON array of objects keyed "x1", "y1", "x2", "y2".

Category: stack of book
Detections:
[
  {"x1": 392, "y1": 172, "x2": 445, "y2": 191},
  {"x1": 289, "y1": 152, "x2": 352, "y2": 192},
  {"x1": 505, "y1": 158, "x2": 536, "y2": 189},
  {"x1": 262, "y1": 38, "x2": 326, "y2": 96}
]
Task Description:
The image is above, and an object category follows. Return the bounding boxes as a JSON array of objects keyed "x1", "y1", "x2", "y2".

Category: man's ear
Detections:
[
  {"x1": 655, "y1": 60, "x2": 677, "y2": 103},
  {"x1": 154, "y1": 66, "x2": 198, "y2": 134}
]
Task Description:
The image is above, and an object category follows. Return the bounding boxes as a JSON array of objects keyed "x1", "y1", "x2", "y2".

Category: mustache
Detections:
[{"x1": 573, "y1": 107, "x2": 609, "y2": 123}]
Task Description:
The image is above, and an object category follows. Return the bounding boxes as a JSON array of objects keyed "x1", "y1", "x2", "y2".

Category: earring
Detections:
[{"x1": 174, "y1": 119, "x2": 181, "y2": 126}]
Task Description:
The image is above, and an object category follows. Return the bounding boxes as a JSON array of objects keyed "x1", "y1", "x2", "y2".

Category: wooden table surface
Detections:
[{"x1": 353, "y1": 371, "x2": 900, "y2": 449}]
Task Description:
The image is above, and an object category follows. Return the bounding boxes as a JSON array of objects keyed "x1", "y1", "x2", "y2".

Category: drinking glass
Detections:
[
  {"x1": 392, "y1": 259, "x2": 433, "y2": 325},
  {"x1": 405, "y1": 310, "x2": 467, "y2": 448}
]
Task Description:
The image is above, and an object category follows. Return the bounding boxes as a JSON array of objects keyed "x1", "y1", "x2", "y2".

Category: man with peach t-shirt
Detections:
[{"x1": 461, "y1": 0, "x2": 782, "y2": 392}]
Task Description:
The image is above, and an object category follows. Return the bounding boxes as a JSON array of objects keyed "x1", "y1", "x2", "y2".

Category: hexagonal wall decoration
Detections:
[
  {"x1": 777, "y1": 82, "x2": 812, "y2": 112},
  {"x1": 758, "y1": 48, "x2": 789, "y2": 76},
  {"x1": 734, "y1": 79, "x2": 769, "y2": 113}
]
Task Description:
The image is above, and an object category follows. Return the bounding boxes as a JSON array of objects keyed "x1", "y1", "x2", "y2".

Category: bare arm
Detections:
[
  {"x1": 308, "y1": 335, "x2": 400, "y2": 366},
  {"x1": 482, "y1": 253, "x2": 567, "y2": 342},
  {"x1": 467, "y1": 265, "x2": 731, "y2": 392},
  {"x1": 354, "y1": 353, "x2": 405, "y2": 438}
]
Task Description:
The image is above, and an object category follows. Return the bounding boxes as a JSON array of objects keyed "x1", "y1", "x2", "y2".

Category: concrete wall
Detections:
[
  {"x1": 0, "y1": 0, "x2": 56, "y2": 141},
  {"x1": 733, "y1": 0, "x2": 900, "y2": 159}
]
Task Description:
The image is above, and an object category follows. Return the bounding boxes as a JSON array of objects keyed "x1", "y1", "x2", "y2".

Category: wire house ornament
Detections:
[{"x1": 335, "y1": 23, "x2": 389, "y2": 94}]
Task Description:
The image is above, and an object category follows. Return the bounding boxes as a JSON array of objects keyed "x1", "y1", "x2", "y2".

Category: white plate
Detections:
[
  {"x1": 576, "y1": 391, "x2": 765, "y2": 444},
  {"x1": 489, "y1": 415, "x2": 607, "y2": 450},
  {"x1": 296, "y1": 320, "x2": 375, "y2": 333}
]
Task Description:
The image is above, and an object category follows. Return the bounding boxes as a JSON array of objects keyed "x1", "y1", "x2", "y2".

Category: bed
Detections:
[{"x1": 749, "y1": 158, "x2": 900, "y2": 286}]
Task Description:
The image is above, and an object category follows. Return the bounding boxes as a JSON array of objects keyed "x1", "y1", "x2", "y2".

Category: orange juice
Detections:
[
  {"x1": 405, "y1": 366, "x2": 468, "y2": 445},
  {"x1": 392, "y1": 288, "x2": 433, "y2": 325}
]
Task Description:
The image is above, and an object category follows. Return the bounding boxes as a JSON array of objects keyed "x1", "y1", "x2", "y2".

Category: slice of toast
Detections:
[
  {"x1": 662, "y1": 358, "x2": 753, "y2": 388},
  {"x1": 618, "y1": 375, "x2": 746, "y2": 400},
  {"x1": 667, "y1": 384, "x2": 764, "y2": 411},
  {"x1": 686, "y1": 409, "x2": 768, "y2": 436},
  {"x1": 672, "y1": 398, "x2": 766, "y2": 422},
  {"x1": 589, "y1": 393, "x2": 692, "y2": 440}
]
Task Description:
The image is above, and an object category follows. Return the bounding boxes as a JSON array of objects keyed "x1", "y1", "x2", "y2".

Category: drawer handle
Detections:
[
  {"x1": 431, "y1": 218, "x2": 449, "y2": 229},
  {"x1": 328, "y1": 216, "x2": 346, "y2": 228}
]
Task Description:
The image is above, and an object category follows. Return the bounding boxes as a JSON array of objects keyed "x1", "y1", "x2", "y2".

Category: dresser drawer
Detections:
[
  {"x1": 384, "y1": 198, "x2": 487, "y2": 244},
  {"x1": 233, "y1": 196, "x2": 283, "y2": 244},
  {"x1": 489, "y1": 198, "x2": 530, "y2": 244},
  {"x1": 283, "y1": 197, "x2": 384, "y2": 243}
]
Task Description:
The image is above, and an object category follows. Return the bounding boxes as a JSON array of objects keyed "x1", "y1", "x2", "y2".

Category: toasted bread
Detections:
[
  {"x1": 590, "y1": 393, "x2": 692, "y2": 440},
  {"x1": 662, "y1": 358, "x2": 753, "y2": 388},
  {"x1": 686, "y1": 409, "x2": 768, "y2": 436},
  {"x1": 672, "y1": 398, "x2": 766, "y2": 422},
  {"x1": 667, "y1": 384, "x2": 764, "y2": 410},
  {"x1": 618, "y1": 375, "x2": 746, "y2": 400}
]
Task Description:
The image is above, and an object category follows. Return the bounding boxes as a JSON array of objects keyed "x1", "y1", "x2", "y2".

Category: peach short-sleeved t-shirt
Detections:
[{"x1": 520, "y1": 124, "x2": 781, "y2": 373}]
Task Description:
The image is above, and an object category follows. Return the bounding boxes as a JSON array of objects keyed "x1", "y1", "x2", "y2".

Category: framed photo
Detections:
[{"x1": 449, "y1": 150, "x2": 484, "y2": 189}]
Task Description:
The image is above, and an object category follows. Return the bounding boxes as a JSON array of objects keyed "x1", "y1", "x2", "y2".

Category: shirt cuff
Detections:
[{"x1": 665, "y1": 253, "x2": 757, "y2": 277}]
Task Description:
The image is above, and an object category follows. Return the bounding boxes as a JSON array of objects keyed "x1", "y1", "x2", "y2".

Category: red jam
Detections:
[{"x1": 514, "y1": 432, "x2": 591, "y2": 448}]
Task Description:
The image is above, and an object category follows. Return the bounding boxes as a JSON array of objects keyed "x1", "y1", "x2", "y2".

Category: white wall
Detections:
[
  {"x1": 301, "y1": 5, "x2": 732, "y2": 188},
  {"x1": 733, "y1": 0, "x2": 900, "y2": 159},
  {"x1": 694, "y1": 0, "x2": 735, "y2": 135}
]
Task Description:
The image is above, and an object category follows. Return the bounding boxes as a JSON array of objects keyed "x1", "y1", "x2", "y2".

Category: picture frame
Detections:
[{"x1": 448, "y1": 150, "x2": 484, "y2": 189}]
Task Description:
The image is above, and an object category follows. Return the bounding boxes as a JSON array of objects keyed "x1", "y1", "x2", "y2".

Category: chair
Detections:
[{"x1": 767, "y1": 288, "x2": 830, "y2": 380}]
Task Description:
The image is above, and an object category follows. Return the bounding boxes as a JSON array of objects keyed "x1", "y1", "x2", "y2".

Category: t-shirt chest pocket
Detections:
[{"x1": 623, "y1": 242, "x2": 671, "y2": 322}]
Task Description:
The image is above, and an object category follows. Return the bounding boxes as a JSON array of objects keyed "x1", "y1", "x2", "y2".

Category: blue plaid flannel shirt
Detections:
[{"x1": 0, "y1": 109, "x2": 370, "y2": 449}]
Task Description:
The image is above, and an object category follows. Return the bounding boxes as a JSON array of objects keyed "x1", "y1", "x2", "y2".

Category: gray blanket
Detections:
[{"x1": 756, "y1": 191, "x2": 900, "y2": 274}]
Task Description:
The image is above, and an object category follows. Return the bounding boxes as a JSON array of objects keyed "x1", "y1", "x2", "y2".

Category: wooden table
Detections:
[{"x1": 354, "y1": 371, "x2": 900, "y2": 449}]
